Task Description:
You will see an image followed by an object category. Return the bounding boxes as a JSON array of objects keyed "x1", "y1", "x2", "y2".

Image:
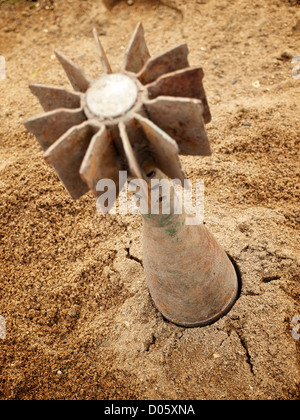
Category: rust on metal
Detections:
[
  {"x1": 43, "y1": 121, "x2": 97, "y2": 199},
  {"x1": 79, "y1": 127, "x2": 125, "y2": 205},
  {"x1": 138, "y1": 43, "x2": 189, "y2": 85},
  {"x1": 25, "y1": 23, "x2": 212, "y2": 199},
  {"x1": 147, "y1": 66, "x2": 211, "y2": 124},
  {"x1": 23, "y1": 23, "x2": 239, "y2": 328},
  {"x1": 144, "y1": 96, "x2": 211, "y2": 156},
  {"x1": 134, "y1": 113, "x2": 185, "y2": 183},
  {"x1": 142, "y1": 170, "x2": 238, "y2": 327},
  {"x1": 24, "y1": 108, "x2": 86, "y2": 151},
  {"x1": 93, "y1": 28, "x2": 113, "y2": 75},
  {"x1": 29, "y1": 83, "x2": 82, "y2": 112},
  {"x1": 54, "y1": 50, "x2": 90, "y2": 92},
  {"x1": 122, "y1": 22, "x2": 150, "y2": 74},
  {"x1": 119, "y1": 121, "x2": 143, "y2": 180}
]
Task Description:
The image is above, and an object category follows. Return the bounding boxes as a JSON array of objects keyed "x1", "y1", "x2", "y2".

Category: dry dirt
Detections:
[{"x1": 0, "y1": 0, "x2": 299, "y2": 400}]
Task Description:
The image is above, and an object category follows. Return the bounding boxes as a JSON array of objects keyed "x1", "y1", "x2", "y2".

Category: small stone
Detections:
[
  {"x1": 242, "y1": 121, "x2": 251, "y2": 127},
  {"x1": 127, "y1": 0, "x2": 134, "y2": 5}
]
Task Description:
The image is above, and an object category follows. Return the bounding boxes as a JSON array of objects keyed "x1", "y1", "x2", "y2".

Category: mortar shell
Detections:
[{"x1": 142, "y1": 212, "x2": 238, "y2": 327}]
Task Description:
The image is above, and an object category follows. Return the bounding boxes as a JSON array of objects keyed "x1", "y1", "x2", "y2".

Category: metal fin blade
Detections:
[
  {"x1": 119, "y1": 121, "x2": 144, "y2": 180},
  {"x1": 119, "y1": 121, "x2": 149, "y2": 202},
  {"x1": 43, "y1": 121, "x2": 97, "y2": 199},
  {"x1": 93, "y1": 28, "x2": 113, "y2": 74},
  {"x1": 29, "y1": 83, "x2": 81, "y2": 112},
  {"x1": 80, "y1": 125, "x2": 121, "y2": 194},
  {"x1": 144, "y1": 96, "x2": 212, "y2": 156},
  {"x1": 24, "y1": 108, "x2": 86, "y2": 151},
  {"x1": 55, "y1": 50, "x2": 90, "y2": 92},
  {"x1": 138, "y1": 43, "x2": 189, "y2": 85},
  {"x1": 134, "y1": 113, "x2": 185, "y2": 183},
  {"x1": 122, "y1": 23, "x2": 151, "y2": 73},
  {"x1": 147, "y1": 67, "x2": 211, "y2": 124}
]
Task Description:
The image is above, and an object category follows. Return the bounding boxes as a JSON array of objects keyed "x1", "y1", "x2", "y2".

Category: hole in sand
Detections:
[{"x1": 227, "y1": 253, "x2": 243, "y2": 302}]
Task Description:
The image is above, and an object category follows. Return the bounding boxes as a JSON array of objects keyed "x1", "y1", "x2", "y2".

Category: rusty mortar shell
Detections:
[
  {"x1": 141, "y1": 168, "x2": 238, "y2": 327},
  {"x1": 24, "y1": 23, "x2": 238, "y2": 327}
]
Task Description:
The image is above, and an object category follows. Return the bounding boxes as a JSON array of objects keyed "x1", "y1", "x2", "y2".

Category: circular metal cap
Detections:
[{"x1": 86, "y1": 73, "x2": 138, "y2": 118}]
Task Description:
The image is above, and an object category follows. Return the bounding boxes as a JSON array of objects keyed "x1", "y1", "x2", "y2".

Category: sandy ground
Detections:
[{"x1": 0, "y1": 0, "x2": 299, "y2": 400}]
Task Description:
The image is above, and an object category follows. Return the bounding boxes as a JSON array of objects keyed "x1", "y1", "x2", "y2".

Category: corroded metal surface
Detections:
[
  {"x1": 143, "y1": 213, "x2": 238, "y2": 327},
  {"x1": 24, "y1": 23, "x2": 238, "y2": 328},
  {"x1": 93, "y1": 27, "x2": 112, "y2": 75},
  {"x1": 119, "y1": 121, "x2": 144, "y2": 180},
  {"x1": 29, "y1": 83, "x2": 81, "y2": 112},
  {"x1": 138, "y1": 43, "x2": 189, "y2": 85},
  {"x1": 24, "y1": 108, "x2": 86, "y2": 151},
  {"x1": 43, "y1": 121, "x2": 97, "y2": 199},
  {"x1": 80, "y1": 126, "x2": 124, "y2": 209},
  {"x1": 134, "y1": 113, "x2": 185, "y2": 182},
  {"x1": 54, "y1": 50, "x2": 90, "y2": 92},
  {"x1": 147, "y1": 66, "x2": 211, "y2": 123},
  {"x1": 122, "y1": 22, "x2": 150, "y2": 73},
  {"x1": 145, "y1": 96, "x2": 211, "y2": 156},
  {"x1": 25, "y1": 23, "x2": 212, "y2": 201},
  {"x1": 142, "y1": 170, "x2": 238, "y2": 327}
]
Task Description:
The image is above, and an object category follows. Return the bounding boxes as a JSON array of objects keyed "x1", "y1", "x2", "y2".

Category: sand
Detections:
[{"x1": 0, "y1": 0, "x2": 299, "y2": 400}]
